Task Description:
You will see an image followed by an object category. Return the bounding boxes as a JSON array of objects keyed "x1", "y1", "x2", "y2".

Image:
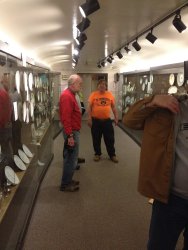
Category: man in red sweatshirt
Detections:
[
  {"x1": 0, "y1": 75, "x2": 12, "y2": 157},
  {"x1": 59, "y1": 74, "x2": 82, "y2": 192}
]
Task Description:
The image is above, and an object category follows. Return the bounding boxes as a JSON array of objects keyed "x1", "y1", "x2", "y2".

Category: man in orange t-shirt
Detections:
[{"x1": 87, "y1": 79, "x2": 118, "y2": 163}]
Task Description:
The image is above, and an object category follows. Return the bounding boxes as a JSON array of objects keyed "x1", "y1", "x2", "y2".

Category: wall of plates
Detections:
[
  {"x1": 0, "y1": 53, "x2": 58, "y2": 249},
  {"x1": 118, "y1": 63, "x2": 185, "y2": 117}
]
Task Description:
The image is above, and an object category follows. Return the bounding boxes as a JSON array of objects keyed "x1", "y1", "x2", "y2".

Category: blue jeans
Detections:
[
  {"x1": 61, "y1": 130, "x2": 79, "y2": 186},
  {"x1": 148, "y1": 194, "x2": 188, "y2": 250}
]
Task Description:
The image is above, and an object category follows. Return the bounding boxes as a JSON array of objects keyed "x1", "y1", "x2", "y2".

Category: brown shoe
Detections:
[
  {"x1": 71, "y1": 180, "x2": 79, "y2": 185},
  {"x1": 110, "y1": 156, "x2": 118, "y2": 163},
  {"x1": 78, "y1": 157, "x2": 85, "y2": 164},
  {"x1": 93, "y1": 155, "x2": 100, "y2": 161},
  {"x1": 60, "y1": 183, "x2": 79, "y2": 192}
]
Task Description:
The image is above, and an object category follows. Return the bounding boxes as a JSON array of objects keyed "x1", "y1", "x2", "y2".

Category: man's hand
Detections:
[
  {"x1": 146, "y1": 95, "x2": 180, "y2": 114},
  {"x1": 114, "y1": 117, "x2": 118, "y2": 126},
  {"x1": 67, "y1": 136, "x2": 75, "y2": 146}
]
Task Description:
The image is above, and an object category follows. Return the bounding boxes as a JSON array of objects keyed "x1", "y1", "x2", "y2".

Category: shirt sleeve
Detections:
[
  {"x1": 0, "y1": 90, "x2": 12, "y2": 127},
  {"x1": 59, "y1": 94, "x2": 73, "y2": 135}
]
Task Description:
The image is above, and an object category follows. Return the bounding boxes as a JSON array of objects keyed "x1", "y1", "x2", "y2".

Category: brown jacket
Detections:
[{"x1": 123, "y1": 96, "x2": 175, "y2": 203}]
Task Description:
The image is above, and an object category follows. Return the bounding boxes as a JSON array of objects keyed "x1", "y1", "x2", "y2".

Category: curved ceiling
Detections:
[{"x1": 0, "y1": 0, "x2": 187, "y2": 72}]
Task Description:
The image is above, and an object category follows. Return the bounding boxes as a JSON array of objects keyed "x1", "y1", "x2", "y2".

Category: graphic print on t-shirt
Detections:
[{"x1": 94, "y1": 97, "x2": 111, "y2": 106}]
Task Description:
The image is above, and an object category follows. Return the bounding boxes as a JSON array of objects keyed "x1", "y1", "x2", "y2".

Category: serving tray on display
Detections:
[{"x1": 5, "y1": 166, "x2": 20, "y2": 185}]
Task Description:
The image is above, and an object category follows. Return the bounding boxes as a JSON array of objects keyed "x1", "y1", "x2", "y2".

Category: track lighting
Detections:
[
  {"x1": 146, "y1": 29, "x2": 157, "y2": 44},
  {"x1": 79, "y1": 0, "x2": 100, "y2": 18},
  {"x1": 76, "y1": 18, "x2": 91, "y2": 32},
  {"x1": 132, "y1": 39, "x2": 141, "y2": 51},
  {"x1": 116, "y1": 51, "x2": 123, "y2": 59},
  {"x1": 76, "y1": 33, "x2": 87, "y2": 45},
  {"x1": 173, "y1": 11, "x2": 187, "y2": 33},
  {"x1": 97, "y1": 3, "x2": 188, "y2": 65},
  {"x1": 124, "y1": 46, "x2": 131, "y2": 55}
]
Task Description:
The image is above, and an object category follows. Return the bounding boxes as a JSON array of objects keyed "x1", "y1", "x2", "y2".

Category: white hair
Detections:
[{"x1": 68, "y1": 74, "x2": 81, "y2": 86}]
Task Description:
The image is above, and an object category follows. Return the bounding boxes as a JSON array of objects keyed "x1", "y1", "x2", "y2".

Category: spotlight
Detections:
[
  {"x1": 124, "y1": 46, "x2": 132, "y2": 55},
  {"x1": 107, "y1": 57, "x2": 112, "y2": 63},
  {"x1": 72, "y1": 55, "x2": 79, "y2": 65},
  {"x1": 97, "y1": 63, "x2": 101, "y2": 68},
  {"x1": 101, "y1": 61, "x2": 105, "y2": 67},
  {"x1": 146, "y1": 30, "x2": 157, "y2": 44},
  {"x1": 116, "y1": 51, "x2": 123, "y2": 59},
  {"x1": 77, "y1": 41, "x2": 85, "y2": 50},
  {"x1": 109, "y1": 54, "x2": 114, "y2": 60},
  {"x1": 76, "y1": 33, "x2": 87, "y2": 44},
  {"x1": 79, "y1": 0, "x2": 100, "y2": 18},
  {"x1": 173, "y1": 12, "x2": 187, "y2": 33},
  {"x1": 132, "y1": 39, "x2": 141, "y2": 51},
  {"x1": 76, "y1": 18, "x2": 91, "y2": 32}
]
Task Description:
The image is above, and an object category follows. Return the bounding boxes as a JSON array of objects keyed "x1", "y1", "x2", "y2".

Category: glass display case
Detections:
[
  {"x1": 0, "y1": 52, "x2": 56, "y2": 249},
  {"x1": 118, "y1": 63, "x2": 186, "y2": 146}
]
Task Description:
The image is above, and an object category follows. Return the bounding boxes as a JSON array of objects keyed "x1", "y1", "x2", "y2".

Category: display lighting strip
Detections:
[{"x1": 97, "y1": 2, "x2": 188, "y2": 68}]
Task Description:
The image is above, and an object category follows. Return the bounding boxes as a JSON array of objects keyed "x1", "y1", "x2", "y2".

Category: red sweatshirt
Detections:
[
  {"x1": 0, "y1": 88, "x2": 12, "y2": 128},
  {"x1": 59, "y1": 88, "x2": 81, "y2": 135}
]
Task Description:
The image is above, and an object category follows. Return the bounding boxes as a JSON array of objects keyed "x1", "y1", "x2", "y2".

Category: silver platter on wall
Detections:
[
  {"x1": 18, "y1": 149, "x2": 30, "y2": 164},
  {"x1": 168, "y1": 86, "x2": 178, "y2": 94},
  {"x1": 15, "y1": 71, "x2": 20, "y2": 94},
  {"x1": 14, "y1": 155, "x2": 26, "y2": 171},
  {"x1": 177, "y1": 73, "x2": 184, "y2": 86},
  {"x1": 5, "y1": 166, "x2": 20, "y2": 185},
  {"x1": 169, "y1": 73, "x2": 175, "y2": 86}
]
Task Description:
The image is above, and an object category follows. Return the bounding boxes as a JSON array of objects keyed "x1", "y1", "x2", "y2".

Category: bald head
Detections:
[{"x1": 68, "y1": 74, "x2": 82, "y2": 93}]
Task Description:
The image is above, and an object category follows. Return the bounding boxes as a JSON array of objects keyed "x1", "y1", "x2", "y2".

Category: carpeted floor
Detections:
[{"x1": 22, "y1": 121, "x2": 183, "y2": 250}]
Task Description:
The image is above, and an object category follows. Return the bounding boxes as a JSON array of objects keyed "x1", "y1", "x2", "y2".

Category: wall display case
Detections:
[
  {"x1": 121, "y1": 72, "x2": 151, "y2": 115},
  {"x1": 118, "y1": 63, "x2": 186, "y2": 118},
  {"x1": 118, "y1": 62, "x2": 186, "y2": 148},
  {"x1": 0, "y1": 52, "x2": 58, "y2": 249}
]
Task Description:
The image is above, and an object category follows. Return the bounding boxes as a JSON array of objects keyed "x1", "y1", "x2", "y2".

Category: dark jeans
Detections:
[
  {"x1": 91, "y1": 118, "x2": 115, "y2": 157},
  {"x1": 148, "y1": 194, "x2": 188, "y2": 250},
  {"x1": 61, "y1": 130, "x2": 79, "y2": 186},
  {"x1": 11, "y1": 120, "x2": 22, "y2": 155},
  {"x1": 0, "y1": 127, "x2": 12, "y2": 157}
]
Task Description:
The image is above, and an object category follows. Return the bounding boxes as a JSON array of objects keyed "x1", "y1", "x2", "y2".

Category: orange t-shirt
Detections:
[{"x1": 88, "y1": 91, "x2": 115, "y2": 119}]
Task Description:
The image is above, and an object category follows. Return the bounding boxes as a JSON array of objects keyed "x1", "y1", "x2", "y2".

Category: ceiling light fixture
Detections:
[
  {"x1": 132, "y1": 39, "x2": 141, "y2": 51},
  {"x1": 124, "y1": 45, "x2": 132, "y2": 55},
  {"x1": 145, "y1": 29, "x2": 158, "y2": 44},
  {"x1": 79, "y1": 0, "x2": 100, "y2": 18},
  {"x1": 76, "y1": 18, "x2": 91, "y2": 32},
  {"x1": 77, "y1": 41, "x2": 85, "y2": 50},
  {"x1": 172, "y1": 11, "x2": 187, "y2": 33},
  {"x1": 101, "y1": 61, "x2": 105, "y2": 67},
  {"x1": 73, "y1": 54, "x2": 79, "y2": 62},
  {"x1": 75, "y1": 33, "x2": 87, "y2": 45},
  {"x1": 116, "y1": 51, "x2": 123, "y2": 59},
  {"x1": 109, "y1": 54, "x2": 114, "y2": 60},
  {"x1": 107, "y1": 57, "x2": 112, "y2": 63}
]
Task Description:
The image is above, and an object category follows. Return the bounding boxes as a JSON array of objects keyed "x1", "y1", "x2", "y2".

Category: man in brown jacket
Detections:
[{"x1": 123, "y1": 94, "x2": 188, "y2": 250}]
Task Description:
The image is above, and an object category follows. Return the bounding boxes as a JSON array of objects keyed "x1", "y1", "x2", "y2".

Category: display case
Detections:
[
  {"x1": 0, "y1": 52, "x2": 56, "y2": 249},
  {"x1": 119, "y1": 63, "x2": 186, "y2": 118}
]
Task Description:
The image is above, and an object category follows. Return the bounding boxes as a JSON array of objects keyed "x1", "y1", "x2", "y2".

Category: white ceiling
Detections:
[{"x1": 0, "y1": 0, "x2": 188, "y2": 73}]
